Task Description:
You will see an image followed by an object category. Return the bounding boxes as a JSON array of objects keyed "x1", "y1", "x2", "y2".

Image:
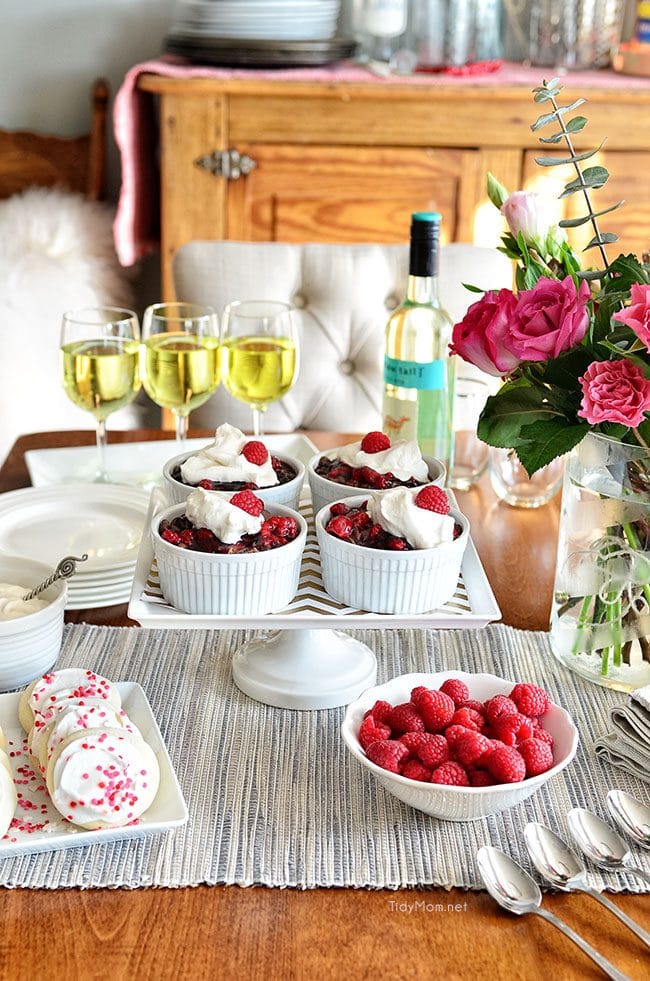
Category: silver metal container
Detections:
[{"x1": 503, "y1": 0, "x2": 626, "y2": 68}]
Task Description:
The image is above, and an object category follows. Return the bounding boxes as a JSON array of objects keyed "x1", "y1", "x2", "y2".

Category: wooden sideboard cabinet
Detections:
[{"x1": 138, "y1": 73, "x2": 650, "y2": 297}]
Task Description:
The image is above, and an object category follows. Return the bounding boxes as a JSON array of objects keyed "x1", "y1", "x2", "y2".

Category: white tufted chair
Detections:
[{"x1": 173, "y1": 241, "x2": 512, "y2": 433}]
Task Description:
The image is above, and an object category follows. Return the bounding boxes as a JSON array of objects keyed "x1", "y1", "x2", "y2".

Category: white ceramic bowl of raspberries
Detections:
[{"x1": 341, "y1": 671, "x2": 579, "y2": 821}]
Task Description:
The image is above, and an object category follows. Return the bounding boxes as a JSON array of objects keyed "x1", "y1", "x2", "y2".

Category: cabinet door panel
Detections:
[
  {"x1": 522, "y1": 150, "x2": 650, "y2": 260},
  {"x1": 227, "y1": 145, "x2": 480, "y2": 244}
]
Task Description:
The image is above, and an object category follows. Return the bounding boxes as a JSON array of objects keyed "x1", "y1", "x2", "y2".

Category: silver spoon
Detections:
[
  {"x1": 524, "y1": 822, "x2": 650, "y2": 948},
  {"x1": 607, "y1": 790, "x2": 650, "y2": 851},
  {"x1": 22, "y1": 554, "x2": 88, "y2": 601},
  {"x1": 477, "y1": 846, "x2": 629, "y2": 981},
  {"x1": 568, "y1": 807, "x2": 650, "y2": 888}
]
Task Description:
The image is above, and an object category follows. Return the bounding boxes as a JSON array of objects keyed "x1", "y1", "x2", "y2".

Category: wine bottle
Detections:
[{"x1": 382, "y1": 212, "x2": 455, "y2": 478}]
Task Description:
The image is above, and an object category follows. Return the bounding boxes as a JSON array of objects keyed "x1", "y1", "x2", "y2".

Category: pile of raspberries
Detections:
[{"x1": 358, "y1": 678, "x2": 555, "y2": 787}]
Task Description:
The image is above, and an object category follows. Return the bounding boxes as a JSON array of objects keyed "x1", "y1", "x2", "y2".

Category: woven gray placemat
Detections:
[{"x1": 1, "y1": 622, "x2": 648, "y2": 891}]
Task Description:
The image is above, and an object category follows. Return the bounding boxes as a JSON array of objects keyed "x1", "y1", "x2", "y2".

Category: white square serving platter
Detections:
[
  {"x1": 128, "y1": 491, "x2": 501, "y2": 631},
  {"x1": 0, "y1": 682, "x2": 187, "y2": 859}
]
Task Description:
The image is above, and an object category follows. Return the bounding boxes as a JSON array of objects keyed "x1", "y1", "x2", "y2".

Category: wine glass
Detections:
[
  {"x1": 60, "y1": 306, "x2": 141, "y2": 483},
  {"x1": 221, "y1": 300, "x2": 299, "y2": 436},
  {"x1": 141, "y1": 302, "x2": 220, "y2": 444}
]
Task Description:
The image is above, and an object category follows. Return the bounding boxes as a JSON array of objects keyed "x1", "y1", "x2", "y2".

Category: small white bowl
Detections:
[
  {"x1": 152, "y1": 502, "x2": 307, "y2": 616},
  {"x1": 307, "y1": 448, "x2": 445, "y2": 517},
  {"x1": 342, "y1": 671, "x2": 579, "y2": 822},
  {"x1": 315, "y1": 495, "x2": 468, "y2": 614},
  {"x1": 0, "y1": 557, "x2": 67, "y2": 691},
  {"x1": 162, "y1": 448, "x2": 305, "y2": 511}
]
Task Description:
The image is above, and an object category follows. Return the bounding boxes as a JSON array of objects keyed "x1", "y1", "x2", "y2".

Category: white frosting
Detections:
[
  {"x1": 26, "y1": 669, "x2": 121, "y2": 727},
  {"x1": 328, "y1": 438, "x2": 429, "y2": 483},
  {"x1": 0, "y1": 583, "x2": 48, "y2": 621},
  {"x1": 368, "y1": 487, "x2": 455, "y2": 549},
  {"x1": 0, "y1": 749, "x2": 17, "y2": 839},
  {"x1": 0, "y1": 725, "x2": 5, "y2": 753},
  {"x1": 46, "y1": 727, "x2": 160, "y2": 830},
  {"x1": 180, "y1": 423, "x2": 279, "y2": 487},
  {"x1": 31, "y1": 700, "x2": 140, "y2": 774},
  {"x1": 185, "y1": 487, "x2": 263, "y2": 544}
]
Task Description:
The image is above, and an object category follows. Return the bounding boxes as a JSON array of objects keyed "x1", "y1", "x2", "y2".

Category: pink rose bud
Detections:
[
  {"x1": 578, "y1": 359, "x2": 650, "y2": 428},
  {"x1": 612, "y1": 282, "x2": 650, "y2": 352},
  {"x1": 501, "y1": 190, "x2": 550, "y2": 246},
  {"x1": 508, "y1": 275, "x2": 591, "y2": 362},
  {"x1": 450, "y1": 289, "x2": 521, "y2": 377}
]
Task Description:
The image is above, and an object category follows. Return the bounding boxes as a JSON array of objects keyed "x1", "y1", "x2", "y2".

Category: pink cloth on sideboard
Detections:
[{"x1": 113, "y1": 57, "x2": 650, "y2": 267}]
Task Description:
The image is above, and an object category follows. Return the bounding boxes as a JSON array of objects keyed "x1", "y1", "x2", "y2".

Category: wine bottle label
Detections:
[{"x1": 384, "y1": 356, "x2": 445, "y2": 391}]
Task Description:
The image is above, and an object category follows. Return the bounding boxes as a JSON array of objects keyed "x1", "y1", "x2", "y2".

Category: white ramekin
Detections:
[
  {"x1": 163, "y1": 448, "x2": 305, "y2": 511},
  {"x1": 152, "y1": 502, "x2": 307, "y2": 616},
  {"x1": 315, "y1": 495, "x2": 469, "y2": 614},
  {"x1": 0, "y1": 557, "x2": 67, "y2": 691},
  {"x1": 307, "y1": 448, "x2": 445, "y2": 518}
]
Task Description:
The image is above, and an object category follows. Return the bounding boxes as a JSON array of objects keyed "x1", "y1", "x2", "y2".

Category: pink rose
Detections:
[
  {"x1": 578, "y1": 359, "x2": 650, "y2": 428},
  {"x1": 612, "y1": 282, "x2": 650, "y2": 351},
  {"x1": 508, "y1": 275, "x2": 591, "y2": 362},
  {"x1": 501, "y1": 190, "x2": 549, "y2": 245},
  {"x1": 450, "y1": 289, "x2": 521, "y2": 377}
]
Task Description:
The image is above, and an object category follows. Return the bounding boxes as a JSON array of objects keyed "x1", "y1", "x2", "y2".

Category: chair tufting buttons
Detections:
[
  {"x1": 293, "y1": 293, "x2": 307, "y2": 309},
  {"x1": 340, "y1": 359, "x2": 355, "y2": 375},
  {"x1": 385, "y1": 294, "x2": 399, "y2": 310}
]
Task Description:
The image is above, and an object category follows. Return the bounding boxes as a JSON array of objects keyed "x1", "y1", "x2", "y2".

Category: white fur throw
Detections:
[{"x1": 0, "y1": 187, "x2": 142, "y2": 462}]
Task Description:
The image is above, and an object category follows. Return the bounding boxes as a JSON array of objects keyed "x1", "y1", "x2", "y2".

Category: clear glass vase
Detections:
[{"x1": 550, "y1": 433, "x2": 650, "y2": 692}]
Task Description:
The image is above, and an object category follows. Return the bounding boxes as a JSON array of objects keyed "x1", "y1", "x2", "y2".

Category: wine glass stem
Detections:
[
  {"x1": 252, "y1": 406, "x2": 266, "y2": 437},
  {"x1": 175, "y1": 412, "x2": 189, "y2": 444},
  {"x1": 95, "y1": 418, "x2": 110, "y2": 483}
]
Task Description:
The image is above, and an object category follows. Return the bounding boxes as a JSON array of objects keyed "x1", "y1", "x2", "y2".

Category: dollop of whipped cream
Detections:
[
  {"x1": 328, "y1": 438, "x2": 429, "y2": 483},
  {"x1": 185, "y1": 487, "x2": 263, "y2": 544},
  {"x1": 0, "y1": 583, "x2": 48, "y2": 621},
  {"x1": 368, "y1": 487, "x2": 454, "y2": 549},
  {"x1": 180, "y1": 423, "x2": 278, "y2": 487}
]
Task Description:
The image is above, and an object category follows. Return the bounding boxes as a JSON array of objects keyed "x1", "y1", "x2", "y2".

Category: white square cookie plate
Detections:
[{"x1": 0, "y1": 682, "x2": 187, "y2": 859}]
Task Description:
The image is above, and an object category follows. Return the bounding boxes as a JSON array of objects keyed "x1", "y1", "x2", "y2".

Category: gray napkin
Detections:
[{"x1": 594, "y1": 685, "x2": 650, "y2": 783}]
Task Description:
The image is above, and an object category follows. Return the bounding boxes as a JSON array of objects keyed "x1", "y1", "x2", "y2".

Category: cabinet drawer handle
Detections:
[{"x1": 194, "y1": 148, "x2": 257, "y2": 180}]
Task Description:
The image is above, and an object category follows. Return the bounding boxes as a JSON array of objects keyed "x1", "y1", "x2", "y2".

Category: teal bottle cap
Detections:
[{"x1": 411, "y1": 212, "x2": 441, "y2": 223}]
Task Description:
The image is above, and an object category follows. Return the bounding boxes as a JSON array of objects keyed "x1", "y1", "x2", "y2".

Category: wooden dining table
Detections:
[{"x1": 1, "y1": 429, "x2": 648, "y2": 981}]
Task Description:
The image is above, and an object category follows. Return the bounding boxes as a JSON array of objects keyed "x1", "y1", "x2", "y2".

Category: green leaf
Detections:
[
  {"x1": 559, "y1": 200, "x2": 625, "y2": 228},
  {"x1": 531, "y1": 99, "x2": 586, "y2": 131},
  {"x1": 535, "y1": 143, "x2": 604, "y2": 168},
  {"x1": 516, "y1": 420, "x2": 589, "y2": 476},
  {"x1": 566, "y1": 116, "x2": 588, "y2": 133},
  {"x1": 486, "y1": 172, "x2": 508, "y2": 209},
  {"x1": 605, "y1": 253, "x2": 650, "y2": 288},
  {"x1": 577, "y1": 269, "x2": 607, "y2": 281},
  {"x1": 583, "y1": 231, "x2": 619, "y2": 252},
  {"x1": 600, "y1": 422, "x2": 629, "y2": 440},
  {"x1": 538, "y1": 131, "x2": 566, "y2": 145},
  {"x1": 541, "y1": 348, "x2": 594, "y2": 390},
  {"x1": 462, "y1": 282, "x2": 485, "y2": 294},
  {"x1": 560, "y1": 166, "x2": 609, "y2": 198},
  {"x1": 477, "y1": 386, "x2": 563, "y2": 449}
]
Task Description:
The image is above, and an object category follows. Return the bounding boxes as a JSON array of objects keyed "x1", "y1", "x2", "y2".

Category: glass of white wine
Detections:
[
  {"x1": 60, "y1": 307, "x2": 141, "y2": 483},
  {"x1": 221, "y1": 300, "x2": 299, "y2": 436},
  {"x1": 141, "y1": 302, "x2": 220, "y2": 444}
]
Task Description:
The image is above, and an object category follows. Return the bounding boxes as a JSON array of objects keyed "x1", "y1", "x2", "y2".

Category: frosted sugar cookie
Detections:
[
  {"x1": 46, "y1": 727, "x2": 160, "y2": 830},
  {"x1": 20, "y1": 669, "x2": 121, "y2": 732},
  {"x1": 0, "y1": 748, "x2": 17, "y2": 838},
  {"x1": 33, "y1": 702, "x2": 140, "y2": 775}
]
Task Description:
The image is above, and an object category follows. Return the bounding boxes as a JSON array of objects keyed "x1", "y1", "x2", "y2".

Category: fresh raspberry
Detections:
[
  {"x1": 460, "y1": 699, "x2": 485, "y2": 715},
  {"x1": 430, "y1": 762, "x2": 470, "y2": 787},
  {"x1": 401, "y1": 760, "x2": 432, "y2": 782},
  {"x1": 491, "y1": 713, "x2": 535, "y2": 747},
  {"x1": 364, "y1": 699, "x2": 393, "y2": 726},
  {"x1": 413, "y1": 733, "x2": 449, "y2": 769},
  {"x1": 230, "y1": 489, "x2": 264, "y2": 516},
  {"x1": 439, "y1": 679, "x2": 470, "y2": 706},
  {"x1": 510, "y1": 683, "x2": 551, "y2": 718},
  {"x1": 386, "y1": 702, "x2": 425, "y2": 736},
  {"x1": 413, "y1": 689, "x2": 455, "y2": 733},
  {"x1": 450, "y1": 707, "x2": 486, "y2": 733},
  {"x1": 358, "y1": 715, "x2": 391, "y2": 751},
  {"x1": 414, "y1": 485, "x2": 450, "y2": 514},
  {"x1": 484, "y1": 695, "x2": 518, "y2": 727},
  {"x1": 360, "y1": 431, "x2": 391, "y2": 454},
  {"x1": 366, "y1": 739, "x2": 409, "y2": 773},
  {"x1": 326, "y1": 515, "x2": 354, "y2": 540},
  {"x1": 410, "y1": 686, "x2": 429, "y2": 705},
  {"x1": 454, "y1": 731, "x2": 492, "y2": 768},
  {"x1": 443, "y1": 724, "x2": 471, "y2": 750},
  {"x1": 487, "y1": 746, "x2": 526, "y2": 784},
  {"x1": 469, "y1": 769, "x2": 496, "y2": 787},
  {"x1": 518, "y1": 738, "x2": 554, "y2": 777},
  {"x1": 242, "y1": 440, "x2": 269, "y2": 466},
  {"x1": 534, "y1": 727, "x2": 554, "y2": 749},
  {"x1": 329, "y1": 502, "x2": 350, "y2": 517}
]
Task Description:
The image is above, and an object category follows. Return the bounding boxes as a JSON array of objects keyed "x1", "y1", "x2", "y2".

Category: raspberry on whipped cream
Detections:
[
  {"x1": 368, "y1": 487, "x2": 454, "y2": 549},
  {"x1": 180, "y1": 423, "x2": 279, "y2": 488},
  {"x1": 326, "y1": 437, "x2": 429, "y2": 483},
  {"x1": 185, "y1": 487, "x2": 263, "y2": 544}
]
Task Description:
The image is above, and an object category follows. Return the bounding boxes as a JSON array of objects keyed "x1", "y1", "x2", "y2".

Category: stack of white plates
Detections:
[
  {"x1": 172, "y1": 0, "x2": 341, "y2": 42},
  {"x1": 0, "y1": 485, "x2": 150, "y2": 610}
]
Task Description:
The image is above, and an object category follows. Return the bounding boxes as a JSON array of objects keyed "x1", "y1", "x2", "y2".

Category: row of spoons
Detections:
[{"x1": 478, "y1": 790, "x2": 650, "y2": 981}]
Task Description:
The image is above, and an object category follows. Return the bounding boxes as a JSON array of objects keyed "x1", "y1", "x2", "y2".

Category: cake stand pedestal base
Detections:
[{"x1": 232, "y1": 628, "x2": 377, "y2": 710}]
